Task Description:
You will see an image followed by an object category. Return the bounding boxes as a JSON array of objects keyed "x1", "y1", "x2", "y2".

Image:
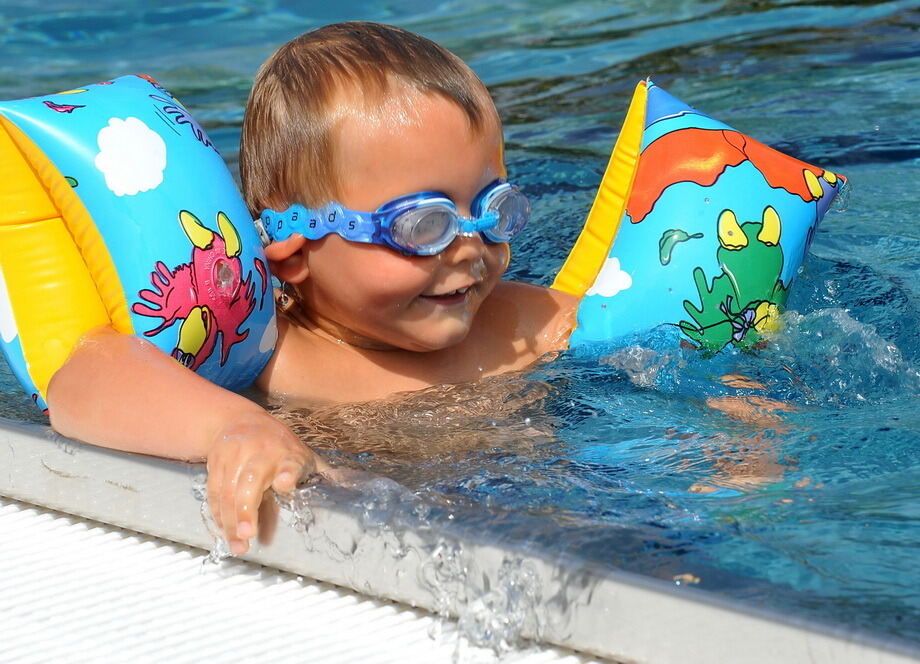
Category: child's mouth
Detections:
[{"x1": 421, "y1": 285, "x2": 472, "y2": 306}]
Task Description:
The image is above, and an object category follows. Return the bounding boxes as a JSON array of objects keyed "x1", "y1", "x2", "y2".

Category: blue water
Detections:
[{"x1": 2, "y1": 0, "x2": 919, "y2": 649}]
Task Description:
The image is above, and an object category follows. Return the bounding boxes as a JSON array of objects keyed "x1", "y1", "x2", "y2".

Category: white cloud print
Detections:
[
  {"x1": 94, "y1": 117, "x2": 166, "y2": 196},
  {"x1": 586, "y1": 257, "x2": 632, "y2": 297}
]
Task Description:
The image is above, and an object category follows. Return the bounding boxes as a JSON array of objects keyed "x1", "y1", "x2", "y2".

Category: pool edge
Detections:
[{"x1": 1, "y1": 418, "x2": 917, "y2": 664}]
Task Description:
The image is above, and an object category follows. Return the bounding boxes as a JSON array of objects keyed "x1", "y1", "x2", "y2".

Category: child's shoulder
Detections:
[
  {"x1": 476, "y1": 280, "x2": 578, "y2": 355},
  {"x1": 255, "y1": 315, "x2": 426, "y2": 404},
  {"x1": 490, "y1": 279, "x2": 579, "y2": 308},
  {"x1": 256, "y1": 282, "x2": 578, "y2": 404}
]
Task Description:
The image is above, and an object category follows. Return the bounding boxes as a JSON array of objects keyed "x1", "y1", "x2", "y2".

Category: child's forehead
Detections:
[
  {"x1": 336, "y1": 92, "x2": 501, "y2": 164},
  {"x1": 325, "y1": 75, "x2": 498, "y2": 134},
  {"x1": 333, "y1": 79, "x2": 426, "y2": 128},
  {"x1": 320, "y1": 77, "x2": 504, "y2": 209},
  {"x1": 333, "y1": 99, "x2": 505, "y2": 212}
]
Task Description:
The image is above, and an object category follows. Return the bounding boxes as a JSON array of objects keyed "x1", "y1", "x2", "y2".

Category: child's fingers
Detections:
[
  {"x1": 313, "y1": 453, "x2": 333, "y2": 475},
  {"x1": 271, "y1": 442, "x2": 338, "y2": 493},
  {"x1": 271, "y1": 453, "x2": 312, "y2": 494},
  {"x1": 206, "y1": 443, "x2": 238, "y2": 536},
  {"x1": 206, "y1": 479, "x2": 223, "y2": 533},
  {"x1": 216, "y1": 447, "x2": 261, "y2": 553},
  {"x1": 207, "y1": 450, "x2": 258, "y2": 556},
  {"x1": 220, "y1": 468, "x2": 244, "y2": 552},
  {"x1": 233, "y1": 460, "x2": 272, "y2": 543},
  {"x1": 206, "y1": 425, "x2": 328, "y2": 556},
  {"x1": 228, "y1": 536, "x2": 249, "y2": 556}
]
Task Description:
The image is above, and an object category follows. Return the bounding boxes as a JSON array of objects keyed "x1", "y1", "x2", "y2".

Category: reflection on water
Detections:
[
  {"x1": 274, "y1": 370, "x2": 560, "y2": 460},
  {"x1": 1, "y1": 0, "x2": 919, "y2": 647}
]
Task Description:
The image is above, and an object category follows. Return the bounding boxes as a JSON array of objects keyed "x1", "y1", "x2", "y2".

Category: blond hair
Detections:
[{"x1": 240, "y1": 21, "x2": 497, "y2": 216}]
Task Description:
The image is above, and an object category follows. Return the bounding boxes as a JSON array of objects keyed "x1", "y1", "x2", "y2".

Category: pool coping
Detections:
[{"x1": 1, "y1": 417, "x2": 917, "y2": 664}]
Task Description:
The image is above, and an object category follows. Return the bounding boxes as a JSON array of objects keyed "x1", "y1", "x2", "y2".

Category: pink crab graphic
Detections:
[{"x1": 132, "y1": 210, "x2": 267, "y2": 371}]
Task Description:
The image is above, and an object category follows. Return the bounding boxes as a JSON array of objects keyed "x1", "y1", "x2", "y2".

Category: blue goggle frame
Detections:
[{"x1": 258, "y1": 180, "x2": 529, "y2": 256}]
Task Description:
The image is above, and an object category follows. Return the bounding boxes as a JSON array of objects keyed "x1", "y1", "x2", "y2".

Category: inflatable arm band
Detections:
[
  {"x1": 555, "y1": 80, "x2": 845, "y2": 351},
  {"x1": 0, "y1": 75, "x2": 275, "y2": 411}
]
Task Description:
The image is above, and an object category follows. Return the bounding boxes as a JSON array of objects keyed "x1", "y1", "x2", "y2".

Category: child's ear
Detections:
[{"x1": 264, "y1": 235, "x2": 310, "y2": 283}]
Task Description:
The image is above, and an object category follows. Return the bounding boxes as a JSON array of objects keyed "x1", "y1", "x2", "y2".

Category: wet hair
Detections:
[{"x1": 240, "y1": 21, "x2": 498, "y2": 217}]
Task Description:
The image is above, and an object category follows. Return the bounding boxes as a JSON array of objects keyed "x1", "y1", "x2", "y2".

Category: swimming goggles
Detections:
[{"x1": 258, "y1": 180, "x2": 530, "y2": 256}]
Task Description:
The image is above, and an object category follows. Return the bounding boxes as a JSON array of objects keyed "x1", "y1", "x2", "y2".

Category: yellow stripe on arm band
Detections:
[
  {"x1": 0, "y1": 115, "x2": 131, "y2": 398},
  {"x1": 552, "y1": 80, "x2": 648, "y2": 298}
]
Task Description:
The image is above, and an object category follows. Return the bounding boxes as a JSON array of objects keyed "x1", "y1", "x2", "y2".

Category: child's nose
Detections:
[{"x1": 442, "y1": 232, "x2": 486, "y2": 264}]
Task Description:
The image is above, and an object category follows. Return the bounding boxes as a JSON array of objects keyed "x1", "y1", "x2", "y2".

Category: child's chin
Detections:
[{"x1": 401, "y1": 326, "x2": 473, "y2": 353}]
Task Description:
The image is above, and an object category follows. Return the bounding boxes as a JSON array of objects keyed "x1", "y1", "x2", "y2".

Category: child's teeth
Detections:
[{"x1": 430, "y1": 286, "x2": 469, "y2": 297}]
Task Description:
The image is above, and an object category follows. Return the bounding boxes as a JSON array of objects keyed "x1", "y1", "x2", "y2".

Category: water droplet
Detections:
[{"x1": 214, "y1": 259, "x2": 235, "y2": 294}]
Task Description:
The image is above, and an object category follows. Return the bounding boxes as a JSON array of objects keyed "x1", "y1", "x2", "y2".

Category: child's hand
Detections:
[
  {"x1": 206, "y1": 415, "x2": 328, "y2": 556},
  {"x1": 710, "y1": 373, "x2": 796, "y2": 428}
]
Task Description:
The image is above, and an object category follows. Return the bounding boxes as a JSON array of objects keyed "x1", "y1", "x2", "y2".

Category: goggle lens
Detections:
[
  {"x1": 390, "y1": 205, "x2": 456, "y2": 255},
  {"x1": 486, "y1": 187, "x2": 530, "y2": 240}
]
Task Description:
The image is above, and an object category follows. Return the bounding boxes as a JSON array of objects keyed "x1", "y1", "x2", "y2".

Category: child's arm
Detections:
[{"x1": 46, "y1": 326, "x2": 325, "y2": 555}]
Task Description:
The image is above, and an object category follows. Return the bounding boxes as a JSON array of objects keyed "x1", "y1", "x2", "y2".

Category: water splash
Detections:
[
  {"x1": 456, "y1": 558, "x2": 543, "y2": 654},
  {"x1": 276, "y1": 476, "x2": 548, "y2": 660},
  {"x1": 199, "y1": 498, "x2": 232, "y2": 569},
  {"x1": 422, "y1": 538, "x2": 469, "y2": 624},
  {"x1": 189, "y1": 464, "x2": 236, "y2": 570},
  {"x1": 764, "y1": 308, "x2": 920, "y2": 406},
  {"x1": 600, "y1": 343, "x2": 684, "y2": 388},
  {"x1": 831, "y1": 178, "x2": 850, "y2": 212}
]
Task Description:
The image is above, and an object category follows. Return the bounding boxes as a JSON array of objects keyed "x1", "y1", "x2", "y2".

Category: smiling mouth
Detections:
[{"x1": 421, "y1": 285, "x2": 474, "y2": 305}]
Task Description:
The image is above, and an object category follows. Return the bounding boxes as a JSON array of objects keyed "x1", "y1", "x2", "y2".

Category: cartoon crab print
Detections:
[{"x1": 131, "y1": 210, "x2": 267, "y2": 371}]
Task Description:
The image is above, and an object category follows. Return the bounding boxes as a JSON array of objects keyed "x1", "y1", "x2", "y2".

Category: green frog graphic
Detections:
[{"x1": 677, "y1": 206, "x2": 788, "y2": 350}]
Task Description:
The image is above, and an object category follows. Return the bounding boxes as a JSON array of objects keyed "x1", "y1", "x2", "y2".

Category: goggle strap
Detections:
[{"x1": 262, "y1": 204, "x2": 378, "y2": 244}]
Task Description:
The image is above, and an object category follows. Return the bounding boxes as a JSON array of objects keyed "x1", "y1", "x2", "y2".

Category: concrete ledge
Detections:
[{"x1": 1, "y1": 418, "x2": 917, "y2": 664}]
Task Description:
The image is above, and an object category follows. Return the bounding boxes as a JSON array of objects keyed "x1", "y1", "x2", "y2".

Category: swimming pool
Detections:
[{"x1": 1, "y1": 0, "x2": 918, "y2": 659}]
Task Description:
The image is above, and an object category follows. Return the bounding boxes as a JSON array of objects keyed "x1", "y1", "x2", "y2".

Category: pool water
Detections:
[{"x1": 2, "y1": 0, "x2": 919, "y2": 649}]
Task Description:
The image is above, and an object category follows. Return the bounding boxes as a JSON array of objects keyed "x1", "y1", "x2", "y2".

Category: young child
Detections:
[{"x1": 46, "y1": 22, "x2": 578, "y2": 556}]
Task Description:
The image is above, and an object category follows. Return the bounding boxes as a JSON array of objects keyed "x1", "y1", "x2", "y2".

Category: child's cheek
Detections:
[
  {"x1": 489, "y1": 243, "x2": 511, "y2": 277},
  {"x1": 359, "y1": 252, "x2": 420, "y2": 285}
]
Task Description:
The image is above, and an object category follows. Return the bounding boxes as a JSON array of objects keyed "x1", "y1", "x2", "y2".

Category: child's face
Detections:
[{"x1": 297, "y1": 88, "x2": 509, "y2": 352}]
